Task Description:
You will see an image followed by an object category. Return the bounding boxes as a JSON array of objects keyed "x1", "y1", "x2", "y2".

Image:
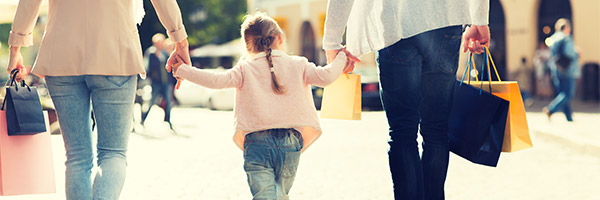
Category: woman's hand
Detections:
[
  {"x1": 172, "y1": 55, "x2": 186, "y2": 75},
  {"x1": 166, "y1": 39, "x2": 191, "y2": 89},
  {"x1": 7, "y1": 46, "x2": 28, "y2": 82}
]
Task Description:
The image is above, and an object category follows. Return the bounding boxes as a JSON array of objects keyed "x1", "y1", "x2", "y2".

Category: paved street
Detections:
[{"x1": 4, "y1": 102, "x2": 600, "y2": 200}]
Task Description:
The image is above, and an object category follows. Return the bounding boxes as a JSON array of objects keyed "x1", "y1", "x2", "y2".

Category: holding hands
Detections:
[
  {"x1": 325, "y1": 46, "x2": 361, "y2": 74},
  {"x1": 166, "y1": 39, "x2": 191, "y2": 89}
]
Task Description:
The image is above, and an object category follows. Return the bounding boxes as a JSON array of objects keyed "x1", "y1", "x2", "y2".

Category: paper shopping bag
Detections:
[
  {"x1": 469, "y1": 47, "x2": 533, "y2": 152},
  {"x1": 0, "y1": 111, "x2": 56, "y2": 196},
  {"x1": 448, "y1": 51, "x2": 509, "y2": 167},
  {"x1": 2, "y1": 70, "x2": 46, "y2": 136},
  {"x1": 448, "y1": 81, "x2": 509, "y2": 167},
  {"x1": 470, "y1": 81, "x2": 533, "y2": 152},
  {"x1": 320, "y1": 74, "x2": 361, "y2": 120}
]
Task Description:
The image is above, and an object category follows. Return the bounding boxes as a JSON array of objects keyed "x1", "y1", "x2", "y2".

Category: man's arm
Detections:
[
  {"x1": 469, "y1": 0, "x2": 489, "y2": 26},
  {"x1": 323, "y1": 0, "x2": 355, "y2": 64},
  {"x1": 463, "y1": 0, "x2": 490, "y2": 54}
]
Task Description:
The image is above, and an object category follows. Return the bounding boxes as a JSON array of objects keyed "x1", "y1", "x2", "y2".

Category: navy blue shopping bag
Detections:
[
  {"x1": 448, "y1": 52, "x2": 509, "y2": 167},
  {"x1": 1, "y1": 69, "x2": 46, "y2": 136}
]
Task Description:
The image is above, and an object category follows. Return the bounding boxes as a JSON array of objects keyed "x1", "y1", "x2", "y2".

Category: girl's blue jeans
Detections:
[
  {"x1": 243, "y1": 128, "x2": 303, "y2": 200},
  {"x1": 46, "y1": 75, "x2": 136, "y2": 200}
]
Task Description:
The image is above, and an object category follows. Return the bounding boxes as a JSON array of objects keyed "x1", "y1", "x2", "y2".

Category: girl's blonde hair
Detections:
[{"x1": 241, "y1": 12, "x2": 286, "y2": 94}]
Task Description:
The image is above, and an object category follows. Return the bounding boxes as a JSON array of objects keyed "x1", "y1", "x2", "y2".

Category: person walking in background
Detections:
[
  {"x1": 141, "y1": 33, "x2": 175, "y2": 130},
  {"x1": 512, "y1": 57, "x2": 534, "y2": 107},
  {"x1": 323, "y1": 0, "x2": 490, "y2": 199},
  {"x1": 533, "y1": 42, "x2": 556, "y2": 98},
  {"x1": 171, "y1": 12, "x2": 353, "y2": 199},
  {"x1": 543, "y1": 18, "x2": 581, "y2": 122},
  {"x1": 6, "y1": 0, "x2": 191, "y2": 199}
]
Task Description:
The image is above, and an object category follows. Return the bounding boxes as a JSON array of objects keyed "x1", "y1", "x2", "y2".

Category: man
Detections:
[
  {"x1": 141, "y1": 33, "x2": 175, "y2": 129},
  {"x1": 323, "y1": 0, "x2": 490, "y2": 199},
  {"x1": 543, "y1": 18, "x2": 580, "y2": 122}
]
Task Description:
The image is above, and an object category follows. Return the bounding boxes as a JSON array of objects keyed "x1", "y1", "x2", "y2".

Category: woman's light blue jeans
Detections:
[{"x1": 46, "y1": 75, "x2": 136, "y2": 200}]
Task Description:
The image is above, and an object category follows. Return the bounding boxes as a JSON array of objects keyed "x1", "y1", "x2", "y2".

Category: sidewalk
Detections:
[{"x1": 525, "y1": 98, "x2": 600, "y2": 156}]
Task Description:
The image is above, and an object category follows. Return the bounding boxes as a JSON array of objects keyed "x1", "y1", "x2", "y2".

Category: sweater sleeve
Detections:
[
  {"x1": 8, "y1": 0, "x2": 43, "y2": 47},
  {"x1": 150, "y1": 0, "x2": 187, "y2": 42},
  {"x1": 469, "y1": 0, "x2": 489, "y2": 25},
  {"x1": 303, "y1": 51, "x2": 347, "y2": 87},
  {"x1": 322, "y1": 0, "x2": 355, "y2": 50},
  {"x1": 175, "y1": 64, "x2": 243, "y2": 89}
]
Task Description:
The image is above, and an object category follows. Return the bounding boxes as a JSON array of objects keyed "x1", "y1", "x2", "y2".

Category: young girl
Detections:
[{"x1": 171, "y1": 12, "x2": 352, "y2": 199}]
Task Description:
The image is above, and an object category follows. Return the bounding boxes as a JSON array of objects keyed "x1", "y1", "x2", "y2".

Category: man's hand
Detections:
[
  {"x1": 462, "y1": 25, "x2": 490, "y2": 54},
  {"x1": 325, "y1": 46, "x2": 361, "y2": 74},
  {"x1": 166, "y1": 39, "x2": 191, "y2": 89},
  {"x1": 7, "y1": 46, "x2": 28, "y2": 82}
]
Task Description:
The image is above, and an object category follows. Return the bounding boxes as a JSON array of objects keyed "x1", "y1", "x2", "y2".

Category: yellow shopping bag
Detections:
[
  {"x1": 320, "y1": 73, "x2": 361, "y2": 120},
  {"x1": 468, "y1": 47, "x2": 533, "y2": 152}
]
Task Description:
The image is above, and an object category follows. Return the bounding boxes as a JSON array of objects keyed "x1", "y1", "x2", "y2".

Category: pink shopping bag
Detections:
[{"x1": 0, "y1": 111, "x2": 56, "y2": 196}]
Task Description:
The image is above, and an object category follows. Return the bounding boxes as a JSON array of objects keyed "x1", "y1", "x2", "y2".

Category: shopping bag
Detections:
[
  {"x1": 2, "y1": 70, "x2": 46, "y2": 135},
  {"x1": 448, "y1": 52, "x2": 509, "y2": 167},
  {"x1": 0, "y1": 110, "x2": 56, "y2": 195},
  {"x1": 469, "y1": 48, "x2": 533, "y2": 152},
  {"x1": 320, "y1": 73, "x2": 361, "y2": 120}
]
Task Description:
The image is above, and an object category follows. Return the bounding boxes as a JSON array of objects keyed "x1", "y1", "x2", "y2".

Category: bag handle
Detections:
[
  {"x1": 2, "y1": 69, "x2": 31, "y2": 110},
  {"x1": 344, "y1": 71, "x2": 353, "y2": 79},
  {"x1": 484, "y1": 46, "x2": 502, "y2": 82},
  {"x1": 460, "y1": 53, "x2": 474, "y2": 86},
  {"x1": 459, "y1": 50, "x2": 495, "y2": 95},
  {"x1": 480, "y1": 50, "x2": 491, "y2": 94}
]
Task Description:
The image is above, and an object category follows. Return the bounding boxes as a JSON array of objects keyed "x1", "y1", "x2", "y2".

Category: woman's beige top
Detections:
[{"x1": 9, "y1": 0, "x2": 187, "y2": 77}]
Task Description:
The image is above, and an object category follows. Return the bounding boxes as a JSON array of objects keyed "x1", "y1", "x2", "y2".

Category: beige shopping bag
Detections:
[{"x1": 320, "y1": 74, "x2": 361, "y2": 120}]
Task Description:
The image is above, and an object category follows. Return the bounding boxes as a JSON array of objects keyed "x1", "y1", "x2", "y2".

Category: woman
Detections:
[{"x1": 6, "y1": 0, "x2": 190, "y2": 199}]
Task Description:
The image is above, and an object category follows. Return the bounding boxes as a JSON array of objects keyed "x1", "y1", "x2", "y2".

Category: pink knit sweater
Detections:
[{"x1": 175, "y1": 50, "x2": 347, "y2": 152}]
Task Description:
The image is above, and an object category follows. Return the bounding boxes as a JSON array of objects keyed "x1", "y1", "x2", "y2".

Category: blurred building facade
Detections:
[{"x1": 248, "y1": 0, "x2": 600, "y2": 81}]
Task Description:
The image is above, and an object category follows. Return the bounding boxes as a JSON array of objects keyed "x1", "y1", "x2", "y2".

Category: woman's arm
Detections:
[
  {"x1": 150, "y1": 0, "x2": 190, "y2": 88},
  {"x1": 6, "y1": 0, "x2": 43, "y2": 80},
  {"x1": 150, "y1": 0, "x2": 187, "y2": 43},
  {"x1": 9, "y1": 0, "x2": 43, "y2": 47}
]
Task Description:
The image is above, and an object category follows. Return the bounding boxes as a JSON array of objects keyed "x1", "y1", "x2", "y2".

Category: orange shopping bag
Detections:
[
  {"x1": 0, "y1": 111, "x2": 56, "y2": 195},
  {"x1": 320, "y1": 73, "x2": 361, "y2": 120},
  {"x1": 468, "y1": 47, "x2": 533, "y2": 152}
]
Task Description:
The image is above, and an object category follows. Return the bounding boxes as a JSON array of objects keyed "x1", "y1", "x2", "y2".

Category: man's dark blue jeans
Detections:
[{"x1": 377, "y1": 25, "x2": 462, "y2": 200}]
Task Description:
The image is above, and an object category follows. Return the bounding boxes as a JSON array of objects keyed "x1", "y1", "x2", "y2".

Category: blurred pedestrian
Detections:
[
  {"x1": 164, "y1": 38, "x2": 180, "y2": 105},
  {"x1": 141, "y1": 33, "x2": 175, "y2": 130},
  {"x1": 511, "y1": 57, "x2": 534, "y2": 107},
  {"x1": 6, "y1": 0, "x2": 191, "y2": 199},
  {"x1": 171, "y1": 12, "x2": 353, "y2": 199},
  {"x1": 323, "y1": 0, "x2": 490, "y2": 199},
  {"x1": 543, "y1": 18, "x2": 580, "y2": 122},
  {"x1": 533, "y1": 42, "x2": 555, "y2": 98}
]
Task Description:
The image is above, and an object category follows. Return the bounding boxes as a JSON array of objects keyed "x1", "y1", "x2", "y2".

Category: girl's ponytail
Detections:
[
  {"x1": 241, "y1": 12, "x2": 286, "y2": 94},
  {"x1": 262, "y1": 36, "x2": 286, "y2": 94}
]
